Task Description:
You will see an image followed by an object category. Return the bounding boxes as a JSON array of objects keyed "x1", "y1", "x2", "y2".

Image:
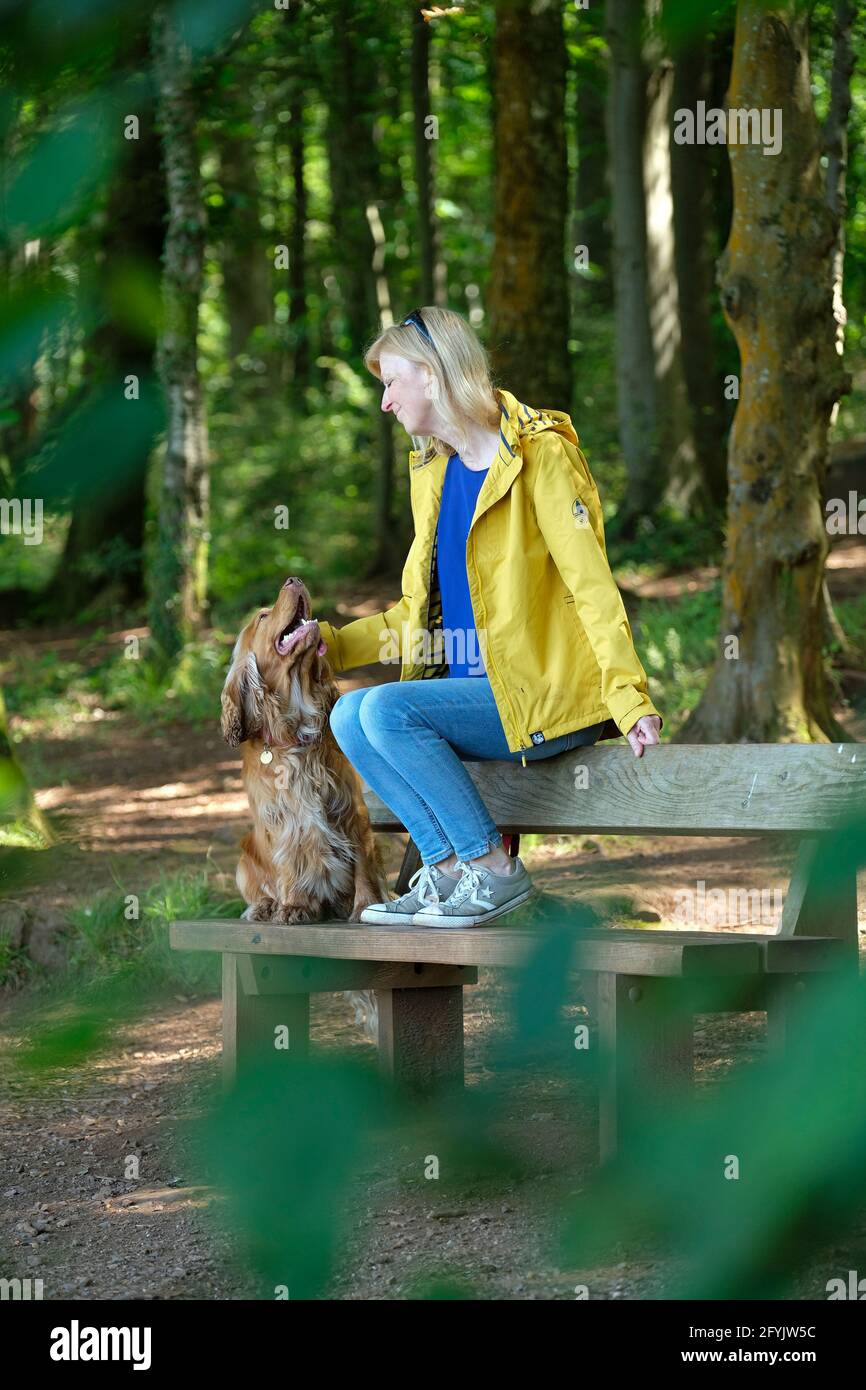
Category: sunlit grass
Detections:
[
  {"x1": 0, "y1": 865, "x2": 238, "y2": 994},
  {"x1": 1, "y1": 629, "x2": 231, "y2": 737}
]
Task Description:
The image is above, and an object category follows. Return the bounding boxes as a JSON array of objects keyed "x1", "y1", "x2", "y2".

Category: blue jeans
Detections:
[{"x1": 329, "y1": 676, "x2": 606, "y2": 868}]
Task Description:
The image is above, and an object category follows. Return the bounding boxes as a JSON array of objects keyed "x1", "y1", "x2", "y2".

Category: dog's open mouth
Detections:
[{"x1": 275, "y1": 598, "x2": 327, "y2": 657}]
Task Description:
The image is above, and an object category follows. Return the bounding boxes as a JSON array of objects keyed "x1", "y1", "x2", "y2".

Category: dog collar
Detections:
[{"x1": 259, "y1": 725, "x2": 311, "y2": 764}]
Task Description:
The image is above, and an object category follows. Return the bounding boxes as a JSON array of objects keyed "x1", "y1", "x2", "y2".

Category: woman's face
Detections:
[{"x1": 379, "y1": 352, "x2": 439, "y2": 437}]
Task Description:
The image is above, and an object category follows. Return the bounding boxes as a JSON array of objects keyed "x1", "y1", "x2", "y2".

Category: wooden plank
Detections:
[
  {"x1": 776, "y1": 835, "x2": 859, "y2": 969},
  {"x1": 377, "y1": 986, "x2": 465, "y2": 1095},
  {"x1": 237, "y1": 955, "x2": 478, "y2": 994},
  {"x1": 222, "y1": 954, "x2": 309, "y2": 1090},
  {"x1": 361, "y1": 744, "x2": 866, "y2": 835},
  {"x1": 597, "y1": 973, "x2": 695, "y2": 1164},
  {"x1": 174, "y1": 920, "x2": 762, "y2": 977},
  {"x1": 765, "y1": 974, "x2": 810, "y2": 1062},
  {"x1": 541, "y1": 930, "x2": 846, "y2": 972}
]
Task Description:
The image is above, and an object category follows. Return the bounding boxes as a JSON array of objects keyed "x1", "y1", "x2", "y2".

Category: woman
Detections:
[{"x1": 317, "y1": 307, "x2": 663, "y2": 928}]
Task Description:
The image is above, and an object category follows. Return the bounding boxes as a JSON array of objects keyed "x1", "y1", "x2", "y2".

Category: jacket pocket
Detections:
[{"x1": 563, "y1": 595, "x2": 593, "y2": 656}]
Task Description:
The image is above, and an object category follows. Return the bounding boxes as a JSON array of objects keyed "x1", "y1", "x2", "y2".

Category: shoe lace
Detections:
[
  {"x1": 407, "y1": 864, "x2": 442, "y2": 908},
  {"x1": 446, "y1": 860, "x2": 485, "y2": 907}
]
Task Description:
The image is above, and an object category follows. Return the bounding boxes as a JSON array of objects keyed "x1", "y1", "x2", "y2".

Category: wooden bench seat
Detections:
[{"x1": 170, "y1": 743, "x2": 863, "y2": 1162}]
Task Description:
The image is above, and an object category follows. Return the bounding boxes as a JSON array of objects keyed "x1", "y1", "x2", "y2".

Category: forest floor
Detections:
[{"x1": 1, "y1": 539, "x2": 866, "y2": 1301}]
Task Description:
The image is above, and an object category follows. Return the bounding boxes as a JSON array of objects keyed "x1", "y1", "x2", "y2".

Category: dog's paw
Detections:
[
  {"x1": 272, "y1": 903, "x2": 316, "y2": 926},
  {"x1": 246, "y1": 898, "x2": 278, "y2": 923}
]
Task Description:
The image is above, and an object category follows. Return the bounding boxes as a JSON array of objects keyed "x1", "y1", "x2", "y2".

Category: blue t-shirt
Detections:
[{"x1": 436, "y1": 451, "x2": 488, "y2": 678}]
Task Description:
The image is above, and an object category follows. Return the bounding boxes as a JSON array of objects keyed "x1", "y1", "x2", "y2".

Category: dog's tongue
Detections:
[{"x1": 276, "y1": 615, "x2": 327, "y2": 658}]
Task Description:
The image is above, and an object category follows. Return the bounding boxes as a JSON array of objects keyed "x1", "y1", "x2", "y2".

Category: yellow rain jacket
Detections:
[{"x1": 317, "y1": 388, "x2": 663, "y2": 767}]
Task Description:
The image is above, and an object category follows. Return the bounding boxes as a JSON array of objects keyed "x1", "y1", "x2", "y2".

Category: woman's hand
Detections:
[{"x1": 626, "y1": 714, "x2": 662, "y2": 758}]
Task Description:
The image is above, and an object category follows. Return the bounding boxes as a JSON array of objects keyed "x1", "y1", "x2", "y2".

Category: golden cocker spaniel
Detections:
[{"x1": 221, "y1": 576, "x2": 390, "y2": 927}]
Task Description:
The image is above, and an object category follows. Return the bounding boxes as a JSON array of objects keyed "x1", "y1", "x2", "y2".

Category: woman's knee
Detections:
[
  {"x1": 356, "y1": 682, "x2": 407, "y2": 743},
  {"x1": 328, "y1": 687, "x2": 368, "y2": 747}
]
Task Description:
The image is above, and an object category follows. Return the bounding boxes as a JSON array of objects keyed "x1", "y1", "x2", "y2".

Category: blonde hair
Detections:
[{"x1": 364, "y1": 306, "x2": 500, "y2": 459}]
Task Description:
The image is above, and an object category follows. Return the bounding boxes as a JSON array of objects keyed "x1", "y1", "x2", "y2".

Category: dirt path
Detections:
[
  {"x1": 2, "y1": 544, "x2": 865, "y2": 1299},
  {"x1": 4, "y1": 950, "x2": 865, "y2": 1301}
]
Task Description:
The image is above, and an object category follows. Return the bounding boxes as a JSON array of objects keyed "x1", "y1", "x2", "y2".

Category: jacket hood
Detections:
[{"x1": 495, "y1": 387, "x2": 580, "y2": 457}]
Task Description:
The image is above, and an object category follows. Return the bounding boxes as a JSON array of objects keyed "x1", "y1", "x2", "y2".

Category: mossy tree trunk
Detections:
[
  {"x1": 149, "y1": 4, "x2": 211, "y2": 661},
  {"x1": 678, "y1": 0, "x2": 852, "y2": 744}
]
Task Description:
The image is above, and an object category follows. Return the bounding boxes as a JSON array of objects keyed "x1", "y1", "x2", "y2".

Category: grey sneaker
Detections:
[
  {"x1": 359, "y1": 862, "x2": 461, "y2": 928},
  {"x1": 413, "y1": 857, "x2": 534, "y2": 927}
]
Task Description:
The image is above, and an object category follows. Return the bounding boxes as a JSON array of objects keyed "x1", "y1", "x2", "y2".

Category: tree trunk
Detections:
[
  {"x1": 271, "y1": 0, "x2": 312, "y2": 395},
  {"x1": 287, "y1": 3, "x2": 310, "y2": 392},
  {"x1": 644, "y1": 14, "x2": 696, "y2": 519},
  {"x1": 54, "y1": 114, "x2": 166, "y2": 616},
  {"x1": 574, "y1": 2, "x2": 612, "y2": 302},
  {"x1": 149, "y1": 4, "x2": 211, "y2": 660},
  {"x1": 677, "y1": 0, "x2": 852, "y2": 744},
  {"x1": 364, "y1": 203, "x2": 400, "y2": 578},
  {"x1": 667, "y1": 3, "x2": 729, "y2": 518},
  {"x1": 605, "y1": 0, "x2": 660, "y2": 535},
  {"x1": 411, "y1": 4, "x2": 438, "y2": 306},
  {"x1": 216, "y1": 121, "x2": 271, "y2": 361},
  {"x1": 322, "y1": 0, "x2": 382, "y2": 357},
  {"x1": 488, "y1": 0, "x2": 570, "y2": 409}
]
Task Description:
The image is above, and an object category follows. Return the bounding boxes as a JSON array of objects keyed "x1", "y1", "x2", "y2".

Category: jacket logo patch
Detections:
[
  {"x1": 572, "y1": 498, "x2": 589, "y2": 528},
  {"x1": 530, "y1": 731, "x2": 545, "y2": 744}
]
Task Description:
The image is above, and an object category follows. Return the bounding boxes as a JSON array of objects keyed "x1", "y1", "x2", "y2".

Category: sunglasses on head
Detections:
[{"x1": 401, "y1": 308, "x2": 436, "y2": 349}]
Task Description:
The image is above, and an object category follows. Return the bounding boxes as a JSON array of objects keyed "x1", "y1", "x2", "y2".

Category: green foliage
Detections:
[
  {"x1": 205, "y1": 367, "x2": 404, "y2": 619},
  {"x1": 0, "y1": 937, "x2": 34, "y2": 990},
  {"x1": 632, "y1": 584, "x2": 722, "y2": 732},
  {"x1": 834, "y1": 594, "x2": 866, "y2": 665},
  {"x1": 62, "y1": 868, "x2": 234, "y2": 993},
  {"x1": 104, "y1": 635, "x2": 229, "y2": 726},
  {"x1": 2, "y1": 630, "x2": 229, "y2": 734},
  {"x1": 198, "y1": 1058, "x2": 387, "y2": 1298},
  {"x1": 607, "y1": 506, "x2": 725, "y2": 575},
  {"x1": 3, "y1": 0, "x2": 866, "y2": 1304},
  {"x1": 4, "y1": 867, "x2": 237, "y2": 997}
]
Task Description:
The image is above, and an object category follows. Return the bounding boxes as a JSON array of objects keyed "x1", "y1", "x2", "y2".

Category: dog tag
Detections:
[{"x1": 260, "y1": 748, "x2": 273, "y2": 765}]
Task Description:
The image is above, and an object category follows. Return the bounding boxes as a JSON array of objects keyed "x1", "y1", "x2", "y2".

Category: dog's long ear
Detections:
[
  {"x1": 221, "y1": 660, "x2": 247, "y2": 747},
  {"x1": 222, "y1": 651, "x2": 266, "y2": 746}
]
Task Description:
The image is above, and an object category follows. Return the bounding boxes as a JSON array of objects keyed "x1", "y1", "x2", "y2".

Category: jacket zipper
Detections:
[
  {"x1": 409, "y1": 522, "x2": 437, "y2": 678},
  {"x1": 469, "y1": 530, "x2": 529, "y2": 767},
  {"x1": 424, "y1": 528, "x2": 436, "y2": 666}
]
